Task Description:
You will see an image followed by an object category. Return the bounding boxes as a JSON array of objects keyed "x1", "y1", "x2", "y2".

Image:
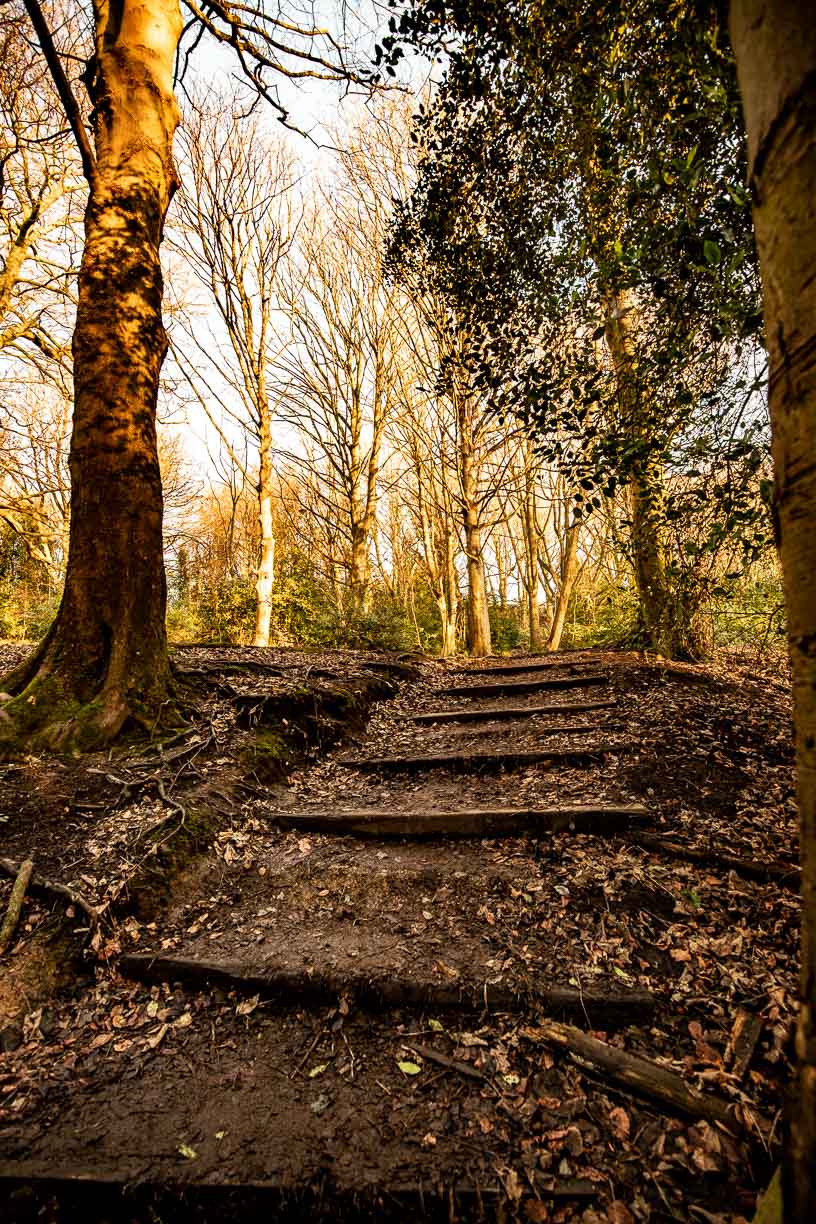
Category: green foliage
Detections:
[
  {"x1": 488, "y1": 601, "x2": 526, "y2": 654},
  {"x1": 0, "y1": 528, "x2": 59, "y2": 641}
]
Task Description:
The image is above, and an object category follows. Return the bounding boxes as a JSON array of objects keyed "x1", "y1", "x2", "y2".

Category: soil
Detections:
[{"x1": 0, "y1": 644, "x2": 799, "y2": 1222}]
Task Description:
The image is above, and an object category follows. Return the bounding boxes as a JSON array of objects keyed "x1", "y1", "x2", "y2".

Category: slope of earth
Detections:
[{"x1": 0, "y1": 646, "x2": 799, "y2": 1223}]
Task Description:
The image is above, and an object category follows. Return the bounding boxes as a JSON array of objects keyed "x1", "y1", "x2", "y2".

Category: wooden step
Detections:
[
  {"x1": 442, "y1": 721, "x2": 620, "y2": 739},
  {"x1": 438, "y1": 674, "x2": 608, "y2": 699},
  {"x1": 409, "y1": 699, "x2": 617, "y2": 725},
  {"x1": 120, "y1": 953, "x2": 655, "y2": 1024},
  {"x1": 273, "y1": 804, "x2": 650, "y2": 838},
  {"x1": 458, "y1": 658, "x2": 599, "y2": 677},
  {"x1": 339, "y1": 742, "x2": 628, "y2": 773}
]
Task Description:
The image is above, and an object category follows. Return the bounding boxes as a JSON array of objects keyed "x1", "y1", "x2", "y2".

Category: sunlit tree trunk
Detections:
[
  {"x1": 253, "y1": 409, "x2": 276, "y2": 646},
  {"x1": 604, "y1": 290, "x2": 675, "y2": 655},
  {"x1": 2, "y1": 0, "x2": 181, "y2": 747},
  {"x1": 456, "y1": 384, "x2": 491, "y2": 656},
  {"x1": 547, "y1": 519, "x2": 580, "y2": 652},
  {"x1": 730, "y1": 5, "x2": 816, "y2": 1218}
]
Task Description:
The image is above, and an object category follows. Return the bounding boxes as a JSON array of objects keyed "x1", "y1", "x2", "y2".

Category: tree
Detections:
[
  {"x1": 273, "y1": 192, "x2": 394, "y2": 616},
  {"x1": 169, "y1": 93, "x2": 296, "y2": 648},
  {"x1": 0, "y1": 0, "x2": 372, "y2": 747},
  {"x1": 729, "y1": 4, "x2": 816, "y2": 1217},
  {"x1": 386, "y1": 0, "x2": 766, "y2": 660}
]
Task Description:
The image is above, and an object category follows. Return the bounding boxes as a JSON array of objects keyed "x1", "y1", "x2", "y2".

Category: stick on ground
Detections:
[
  {"x1": 0, "y1": 858, "x2": 33, "y2": 955},
  {"x1": 522, "y1": 1019, "x2": 767, "y2": 1136},
  {"x1": 0, "y1": 857, "x2": 101, "y2": 931}
]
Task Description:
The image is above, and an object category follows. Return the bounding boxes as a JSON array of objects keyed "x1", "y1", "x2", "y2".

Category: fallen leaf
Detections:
[
  {"x1": 236, "y1": 995, "x2": 260, "y2": 1017},
  {"x1": 397, "y1": 1060, "x2": 422, "y2": 1075},
  {"x1": 609, "y1": 1105, "x2": 630, "y2": 1140},
  {"x1": 178, "y1": 1144, "x2": 198, "y2": 1160}
]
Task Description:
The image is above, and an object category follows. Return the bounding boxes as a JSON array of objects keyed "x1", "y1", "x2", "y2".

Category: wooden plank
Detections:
[
  {"x1": 438, "y1": 673, "x2": 608, "y2": 699},
  {"x1": 273, "y1": 804, "x2": 649, "y2": 838},
  {"x1": 522, "y1": 1019, "x2": 768, "y2": 1136},
  {"x1": 727, "y1": 1008, "x2": 764, "y2": 1080},
  {"x1": 120, "y1": 953, "x2": 655, "y2": 1025},
  {"x1": 457, "y1": 658, "x2": 599, "y2": 678},
  {"x1": 339, "y1": 742, "x2": 628, "y2": 773},
  {"x1": 443, "y1": 721, "x2": 621, "y2": 739},
  {"x1": 409, "y1": 699, "x2": 618, "y2": 725}
]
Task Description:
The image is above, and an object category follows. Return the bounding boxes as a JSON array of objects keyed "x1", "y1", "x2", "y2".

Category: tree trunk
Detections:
[
  {"x1": 547, "y1": 519, "x2": 580, "y2": 652},
  {"x1": 520, "y1": 445, "x2": 543, "y2": 650},
  {"x1": 253, "y1": 416, "x2": 276, "y2": 648},
  {"x1": 458, "y1": 390, "x2": 491, "y2": 657},
  {"x1": 603, "y1": 290, "x2": 678, "y2": 656},
  {"x1": 1, "y1": 0, "x2": 181, "y2": 749},
  {"x1": 730, "y1": 6, "x2": 816, "y2": 1219}
]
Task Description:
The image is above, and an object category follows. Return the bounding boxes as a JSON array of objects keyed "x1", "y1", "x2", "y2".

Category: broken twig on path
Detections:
[
  {"x1": 0, "y1": 856, "x2": 101, "y2": 932},
  {"x1": 0, "y1": 857, "x2": 33, "y2": 955}
]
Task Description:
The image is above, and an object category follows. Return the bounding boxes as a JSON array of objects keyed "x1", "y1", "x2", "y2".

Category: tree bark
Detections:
[
  {"x1": 1, "y1": 0, "x2": 181, "y2": 748},
  {"x1": 729, "y1": 5, "x2": 816, "y2": 1219},
  {"x1": 458, "y1": 389, "x2": 491, "y2": 656},
  {"x1": 253, "y1": 414, "x2": 276, "y2": 647},
  {"x1": 547, "y1": 518, "x2": 580, "y2": 652}
]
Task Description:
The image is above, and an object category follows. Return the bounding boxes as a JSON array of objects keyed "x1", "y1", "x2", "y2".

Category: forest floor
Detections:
[{"x1": 0, "y1": 643, "x2": 800, "y2": 1222}]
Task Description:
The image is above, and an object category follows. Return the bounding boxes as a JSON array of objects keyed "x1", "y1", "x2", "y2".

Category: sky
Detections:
[{"x1": 162, "y1": 1, "x2": 432, "y2": 483}]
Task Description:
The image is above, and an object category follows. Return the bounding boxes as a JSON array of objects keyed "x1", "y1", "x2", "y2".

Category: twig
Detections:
[
  {"x1": 0, "y1": 856, "x2": 100, "y2": 931},
  {"x1": 0, "y1": 858, "x2": 33, "y2": 955},
  {"x1": 403, "y1": 1042, "x2": 485, "y2": 1081}
]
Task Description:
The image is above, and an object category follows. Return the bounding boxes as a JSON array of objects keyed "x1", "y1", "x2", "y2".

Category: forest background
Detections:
[{"x1": 0, "y1": 0, "x2": 781, "y2": 666}]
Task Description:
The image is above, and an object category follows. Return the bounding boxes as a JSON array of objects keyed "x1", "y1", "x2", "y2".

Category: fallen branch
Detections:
[
  {"x1": 622, "y1": 832, "x2": 801, "y2": 889},
  {"x1": 0, "y1": 857, "x2": 101, "y2": 931},
  {"x1": 0, "y1": 858, "x2": 33, "y2": 955},
  {"x1": 522, "y1": 1019, "x2": 767, "y2": 1136}
]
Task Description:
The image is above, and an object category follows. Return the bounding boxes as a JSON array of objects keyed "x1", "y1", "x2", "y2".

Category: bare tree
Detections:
[
  {"x1": 2, "y1": 0, "x2": 376, "y2": 747},
  {"x1": 169, "y1": 92, "x2": 297, "y2": 646}
]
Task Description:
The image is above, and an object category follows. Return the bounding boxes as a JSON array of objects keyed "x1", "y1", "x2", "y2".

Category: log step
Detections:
[
  {"x1": 273, "y1": 804, "x2": 650, "y2": 838},
  {"x1": 458, "y1": 658, "x2": 599, "y2": 677},
  {"x1": 443, "y1": 721, "x2": 621, "y2": 739},
  {"x1": 438, "y1": 674, "x2": 609, "y2": 699},
  {"x1": 339, "y1": 743, "x2": 628, "y2": 773},
  {"x1": 120, "y1": 953, "x2": 655, "y2": 1025},
  {"x1": 409, "y1": 699, "x2": 618, "y2": 725}
]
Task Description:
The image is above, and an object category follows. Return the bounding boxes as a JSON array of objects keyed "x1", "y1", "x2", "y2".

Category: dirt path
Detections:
[{"x1": 0, "y1": 647, "x2": 800, "y2": 1221}]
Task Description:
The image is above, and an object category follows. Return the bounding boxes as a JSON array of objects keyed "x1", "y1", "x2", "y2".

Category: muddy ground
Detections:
[{"x1": 0, "y1": 644, "x2": 799, "y2": 1222}]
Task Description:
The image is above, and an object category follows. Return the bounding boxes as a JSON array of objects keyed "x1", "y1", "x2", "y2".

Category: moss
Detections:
[
  {"x1": 125, "y1": 801, "x2": 226, "y2": 921},
  {"x1": 243, "y1": 728, "x2": 293, "y2": 784}
]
